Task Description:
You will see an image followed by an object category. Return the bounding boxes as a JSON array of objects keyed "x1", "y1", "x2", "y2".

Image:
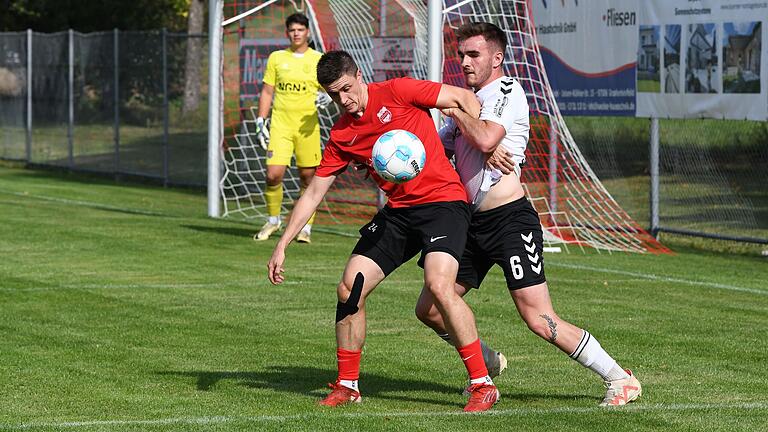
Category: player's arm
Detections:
[
  {"x1": 441, "y1": 104, "x2": 505, "y2": 154},
  {"x1": 257, "y1": 84, "x2": 274, "y2": 119},
  {"x1": 434, "y1": 84, "x2": 481, "y2": 119},
  {"x1": 267, "y1": 174, "x2": 336, "y2": 285}
]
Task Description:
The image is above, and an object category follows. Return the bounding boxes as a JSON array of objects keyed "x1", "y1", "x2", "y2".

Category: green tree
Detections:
[{"x1": 1, "y1": 0, "x2": 191, "y2": 32}]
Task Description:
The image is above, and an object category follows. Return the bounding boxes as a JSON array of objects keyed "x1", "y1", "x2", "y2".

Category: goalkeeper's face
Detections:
[
  {"x1": 286, "y1": 23, "x2": 310, "y2": 50},
  {"x1": 458, "y1": 35, "x2": 502, "y2": 89}
]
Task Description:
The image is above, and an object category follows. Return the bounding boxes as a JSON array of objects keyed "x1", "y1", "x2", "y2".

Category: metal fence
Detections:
[
  {"x1": 1, "y1": 30, "x2": 766, "y2": 246},
  {"x1": 0, "y1": 30, "x2": 208, "y2": 186}
]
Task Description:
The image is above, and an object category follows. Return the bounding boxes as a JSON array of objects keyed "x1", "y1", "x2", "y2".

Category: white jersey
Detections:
[{"x1": 439, "y1": 76, "x2": 529, "y2": 210}]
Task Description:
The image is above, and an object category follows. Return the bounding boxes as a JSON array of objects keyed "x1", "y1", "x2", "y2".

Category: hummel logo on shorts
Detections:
[{"x1": 430, "y1": 235, "x2": 447, "y2": 242}]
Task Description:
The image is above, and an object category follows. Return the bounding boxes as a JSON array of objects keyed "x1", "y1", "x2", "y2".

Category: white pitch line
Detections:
[
  {"x1": 0, "y1": 190, "x2": 168, "y2": 217},
  {"x1": 549, "y1": 262, "x2": 767, "y2": 295},
  {"x1": 5, "y1": 402, "x2": 768, "y2": 430}
]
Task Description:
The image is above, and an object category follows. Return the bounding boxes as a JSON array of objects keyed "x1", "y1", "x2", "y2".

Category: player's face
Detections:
[
  {"x1": 286, "y1": 23, "x2": 310, "y2": 50},
  {"x1": 458, "y1": 35, "x2": 502, "y2": 89},
  {"x1": 323, "y1": 71, "x2": 366, "y2": 116}
]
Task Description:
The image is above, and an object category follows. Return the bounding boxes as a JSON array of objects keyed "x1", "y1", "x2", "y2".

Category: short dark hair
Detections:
[
  {"x1": 285, "y1": 13, "x2": 309, "y2": 29},
  {"x1": 456, "y1": 22, "x2": 508, "y2": 55},
  {"x1": 317, "y1": 51, "x2": 359, "y2": 86}
]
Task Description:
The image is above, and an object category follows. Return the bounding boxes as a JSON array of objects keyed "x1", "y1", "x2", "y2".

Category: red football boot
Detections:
[
  {"x1": 463, "y1": 383, "x2": 499, "y2": 412},
  {"x1": 318, "y1": 381, "x2": 362, "y2": 407}
]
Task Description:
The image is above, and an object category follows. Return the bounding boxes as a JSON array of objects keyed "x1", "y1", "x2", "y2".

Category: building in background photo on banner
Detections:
[{"x1": 637, "y1": 0, "x2": 767, "y2": 120}]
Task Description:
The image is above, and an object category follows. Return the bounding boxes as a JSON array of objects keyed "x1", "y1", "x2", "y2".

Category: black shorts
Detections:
[
  {"x1": 457, "y1": 197, "x2": 547, "y2": 290},
  {"x1": 352, "y1": 201, "x2": 470, "y2": 276}
]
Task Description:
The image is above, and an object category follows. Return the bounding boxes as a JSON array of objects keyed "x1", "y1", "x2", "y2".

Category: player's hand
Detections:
[
  {"x1": 440, "y1": 107, "x2": 457, "y2": 118},
  {"x1": 487, "y1": 146, "x2": 516, "y2": 175},
  {"x1": 315, "y1": 92, "x2": 333, "y2": 109},
  {"x1": 255, "y1": 117, "x2": 270, "y2": 150},
  {"x1": 267, "y1": 247, "x2": 286, "y2": 285}
]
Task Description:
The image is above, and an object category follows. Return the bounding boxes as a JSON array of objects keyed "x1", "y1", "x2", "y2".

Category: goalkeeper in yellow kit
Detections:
[{"x1": 254, "y1": 12, "x2": 329, "y2": 243}]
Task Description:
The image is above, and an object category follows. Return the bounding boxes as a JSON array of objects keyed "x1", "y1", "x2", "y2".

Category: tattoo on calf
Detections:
[{"x1": 540, "y1": 314, "x2": 558, "y2": 343}]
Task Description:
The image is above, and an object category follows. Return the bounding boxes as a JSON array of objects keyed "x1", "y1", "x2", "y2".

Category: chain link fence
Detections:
[
  {"x1": 0, "y1": 30, "x2": 208, "y2": 186},
  {"x1": 569, "y1": 116, "x2": 768, "y2": 247},
  {"x1": 1, "y1": 30, "x2": 765, "y2": 246}
]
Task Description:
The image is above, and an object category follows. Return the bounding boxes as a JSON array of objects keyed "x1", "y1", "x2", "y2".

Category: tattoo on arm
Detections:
[{"x1": 540, "y1": 314, "x2": 558, "y2": 343}]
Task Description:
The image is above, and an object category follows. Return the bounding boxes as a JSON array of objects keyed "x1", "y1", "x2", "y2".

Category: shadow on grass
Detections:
[
  {"x1": 159, "y1": 365, "x2": 596, "y2": 407},
  {"x1": 182, "y1": 224, "x2": 255, "y2": 238}
]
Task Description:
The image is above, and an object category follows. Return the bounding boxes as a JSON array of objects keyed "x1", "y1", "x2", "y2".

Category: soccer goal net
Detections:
[{"x1": 216, "y1": 0, "x2": 668, "y2": 254}]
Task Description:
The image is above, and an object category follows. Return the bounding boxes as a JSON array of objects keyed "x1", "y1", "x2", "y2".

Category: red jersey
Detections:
[{"x1": 315, "y1": 78, "x2": 467, "y2": 208}]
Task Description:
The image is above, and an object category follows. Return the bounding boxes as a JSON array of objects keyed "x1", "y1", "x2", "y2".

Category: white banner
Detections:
[
  {"x1": 637, "y1": 0, "x2": 766, "y2": 120},
  {"x1": 533, "y1": 0, "x2": 638, "y2": 116},
  {"x1": 532, "y1": 0, "x2": 767, "y2": 120}
]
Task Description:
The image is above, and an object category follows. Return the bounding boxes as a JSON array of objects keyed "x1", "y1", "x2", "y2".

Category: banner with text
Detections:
[{"x1": 532, "y1": 0, "x2": 767, "y2": 120}]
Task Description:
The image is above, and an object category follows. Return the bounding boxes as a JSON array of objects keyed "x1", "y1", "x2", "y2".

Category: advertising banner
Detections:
[
  {"x1": 532, "y1": 0, "x2": 767, "y2": 120},
  {"x1": 636, "y1": 0, "x2": 766, "y2": 120},
  {"x1": 532, "y1": 0, "x2": 638, "y2": 116}
]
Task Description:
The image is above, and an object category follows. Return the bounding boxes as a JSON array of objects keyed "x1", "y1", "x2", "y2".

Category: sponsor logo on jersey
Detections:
[
  {"x1": 276, "y1": 82, "x2": 309, "y2": 93},
  {"x1": 494, "y1": 96, "x2": 509, "y2": 117},
  {"x1": 377, "y1": 106, "x2": 392, "y2": 124}
]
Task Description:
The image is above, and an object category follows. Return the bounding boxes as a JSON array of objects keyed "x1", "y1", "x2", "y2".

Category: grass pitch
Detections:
[{"x1": 0, "y1": 166, "x2": 766, "y2": 431}]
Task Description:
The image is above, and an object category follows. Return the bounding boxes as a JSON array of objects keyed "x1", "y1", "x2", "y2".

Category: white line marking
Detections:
[
  {"x1": 0, "y1": 190, "x2": 168, "y2": 217},
  {"x1": 549, "y1": 262, "x2": 767, "y2": 295},
  {"x1": 4, "y1": 402, "x2": 767, "y2": 429}
]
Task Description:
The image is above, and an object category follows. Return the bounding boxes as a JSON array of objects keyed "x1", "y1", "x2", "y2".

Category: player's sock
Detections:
[
  {"x1": 300, "y1": 185, "x2": 316, "y2": 226},
  {"x1": 269, "y1": 215, "x2": 281, "y2": 225},
  {"x1": 569, "y1": 330, "x2": 630, "y2": 381},
  {"x1": 301, "y1": 224, "x2": 312, "y2": 235},
  {"x1": 438, "y1": 333, "x2": 497, "y2": 361},
  {"x1": 337, "y1": 348, "x2": 362, "y2": 391},
  {"x1": 457, "y1": 339, "x2": 492, "y2": 384},
  {"x1": 265, "y1": 184, "x2": 283, "y2": 220}
]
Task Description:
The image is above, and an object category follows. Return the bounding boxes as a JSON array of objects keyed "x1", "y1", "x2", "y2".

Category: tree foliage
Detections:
[{"x1": 1, "y1": 0, "x2": 195, "y2": 32}]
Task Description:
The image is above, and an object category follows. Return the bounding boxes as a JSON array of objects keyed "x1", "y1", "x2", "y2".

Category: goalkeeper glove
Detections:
[
  {"x1": 315, "y1": 91, "x2": 333, "y2": 109},
  {"x1": 255, "y1": 117, "x2": 270, "y2": 150}
]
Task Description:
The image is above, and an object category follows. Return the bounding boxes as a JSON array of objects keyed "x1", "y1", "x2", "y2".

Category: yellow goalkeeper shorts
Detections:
[{"x1": 266, "y1": 112, "x2": 321, "y2": 168}]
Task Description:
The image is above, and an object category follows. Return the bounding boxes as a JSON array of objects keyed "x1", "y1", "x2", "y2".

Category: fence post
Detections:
[
  {"x1": 68, "y1": 29, "x2": 74, "y2": 168},
  {"x1": 114, "y1": 28, "x2": 120, "y2": 179},
  {"x1": 650, "y1": 117, "x2": 660, "y2": 237},
  {"x1": 162, "y1": 28, "x2": 169, "y2": 187},
  {"x1": 26, "y1": 29, "x2": 32, "y2": 162}
]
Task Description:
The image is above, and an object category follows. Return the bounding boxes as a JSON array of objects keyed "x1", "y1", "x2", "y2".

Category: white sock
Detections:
[
  {"x1": 302, "y1": 224, "x2": 312, "y2": 234},
  {"x1": 569, "y1": 330, "x2": 629, "y2": 381},
  {"x1": 470, "y1": 375, "x2": 493, "y2": 385},
  {"x1": 268, "y1": 215, "x2": 281, "y2": 225},
  {"x1": 339, "y1": 379, "x2": 358, "y2": 391}
]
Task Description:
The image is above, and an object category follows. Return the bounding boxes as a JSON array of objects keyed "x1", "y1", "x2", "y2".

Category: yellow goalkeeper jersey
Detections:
[{"x1": 263, "y1": 47, "x2": 323, "y2": 116}]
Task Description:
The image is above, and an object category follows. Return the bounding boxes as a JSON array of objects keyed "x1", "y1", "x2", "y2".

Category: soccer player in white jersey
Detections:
[{"x1": 414, "y1": 22, "x2": 642, "y2": 407}]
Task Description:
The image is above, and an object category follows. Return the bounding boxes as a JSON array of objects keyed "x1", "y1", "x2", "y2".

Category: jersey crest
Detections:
[{"x1": 377, "y1": 106, "x2": 392, "y2": 124}]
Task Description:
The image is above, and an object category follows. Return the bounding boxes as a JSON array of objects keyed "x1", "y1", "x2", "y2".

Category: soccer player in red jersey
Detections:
[{"x1": 267, "y1": 50, "x2": 499, "y2": 412}]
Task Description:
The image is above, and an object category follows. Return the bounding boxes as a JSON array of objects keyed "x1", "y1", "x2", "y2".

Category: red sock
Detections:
[
  {"x1": 337, "y1": 348, "x2": 362, "y2": 381},
  {"x1": 457, "y1": 339, "x2": 489, "y2": 380}
]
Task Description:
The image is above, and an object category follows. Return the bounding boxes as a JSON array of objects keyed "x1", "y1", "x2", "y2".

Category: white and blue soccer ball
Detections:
[{"x1": 371, "y1": 129, "x2": 427, "y2": 184}]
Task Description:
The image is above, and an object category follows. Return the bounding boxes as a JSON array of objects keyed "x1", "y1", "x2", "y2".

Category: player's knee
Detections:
[
  {"x1": 299, "y1": 173, "x2": 314, "y2": 188},
  {"x1": 414, "y1": 301, "x2": 439, "y2": 325},
  {"x1": 425, "y1": 281, "x2": 455, "y2": 304},
  {"x1": 265, "y1": 174, "x2": 283, "y2": 186},
  {"x1": 336, "y1": 280, "x2": 354, "y2": 303}
]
